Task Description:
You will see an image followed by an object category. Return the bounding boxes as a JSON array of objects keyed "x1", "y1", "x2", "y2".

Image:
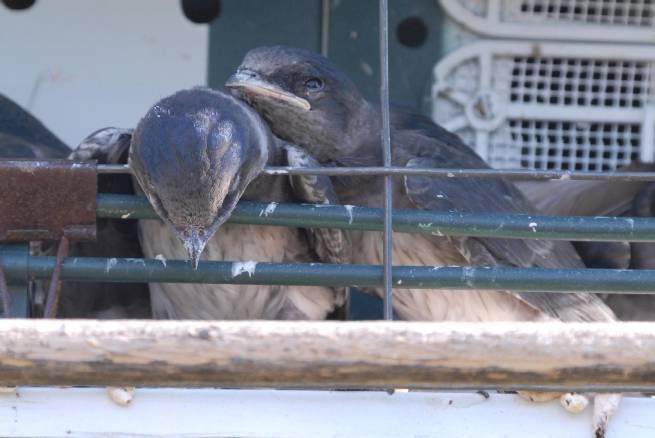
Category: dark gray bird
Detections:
[
  {"x1": 0, "y1": 93, "x2": 150, "y2": 318},
  {"x1": 89, "y1": 87, "x2": 348, "y2": 320},
  {"x1": 0, "y1": 94, "x2": 70, "y2": 159},
  {"x1": 226, "y1": 46, "x2": 620, "y2": 436}
]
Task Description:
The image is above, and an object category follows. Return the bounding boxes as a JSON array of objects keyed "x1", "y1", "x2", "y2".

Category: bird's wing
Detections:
[
  {"x1": 0, "y1": 94, "x2": 70, "y2": 157},
  {"x1": 397, "y1": 129, "x2": 614, "y2": 321},
  {"x1": 0, "y1": 132, "x2": 61, "y2": 159},
  {"x1": 70, "y1": 127, "x2": 133, "y2": 164},
  {"x1": 517, "y1": 163, "x2": 655, "y2": 271},
  {"x1": 283, "y1": 143, "x2": 351, "y2": 266},
  {"x1": 516, "y1": 179, "x2": 643, "y2": 217}
]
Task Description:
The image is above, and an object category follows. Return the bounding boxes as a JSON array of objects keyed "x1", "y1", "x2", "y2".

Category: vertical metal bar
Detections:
[
  {"x1": 0, "y1": 244, "x2": 29, "y2": 318},
  {"x1": 0, "y1": 263, "x2": 11, "y2": 318},
  {"x1": 43, "y1": 236, "x2": 69, "y2": 318},
  {"x1": 321, "y1": 0, "x2": 331, "y2": 57},
  {"x1": 379, "y1": 0, "x2": 393, "y2": 320}
]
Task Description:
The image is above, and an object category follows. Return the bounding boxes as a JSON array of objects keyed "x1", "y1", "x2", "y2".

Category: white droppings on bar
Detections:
[
  {"x1": 231, "y1": 261, "x2": 257, "y2": 278},
  {"x1": 105, "y1": 258, "x2": 118, "y2": 273},
  {"x1": 344, "y1": 205, "x2": 355, "y2": 224},
  {"x1": 259, "y1": 202, "x2": 277, "y2": 217}
]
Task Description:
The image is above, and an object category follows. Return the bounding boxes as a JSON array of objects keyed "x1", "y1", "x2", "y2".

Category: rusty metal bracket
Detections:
[{"x1": 0, "y1": 160, "x2": 97, "y2": 241}]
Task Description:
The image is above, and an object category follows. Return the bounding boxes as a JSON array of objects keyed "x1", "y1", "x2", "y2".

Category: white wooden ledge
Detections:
[
  {"x1": 0, "y1": 388, "x2": 653, "y2": 437},
  {"x1": 0, "y1": 320, "x2": 655, "y2": 389}
]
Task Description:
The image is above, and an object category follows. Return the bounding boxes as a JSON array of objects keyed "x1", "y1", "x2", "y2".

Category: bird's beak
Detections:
[
  {"x1": 179, "y1": 228, "x2": 209, "y2": 270},
  {"x1": 226, "y1": 69, "x2": 311, "y2": 112}
]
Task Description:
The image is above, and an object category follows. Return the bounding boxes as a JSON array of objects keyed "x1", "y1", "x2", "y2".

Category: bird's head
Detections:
[
  {"x1": 129, "y1": 88, "x2": 269, "y2": 269},
  {"x1": 226, "y1": 46, "x2": 371, "y2": 163}
]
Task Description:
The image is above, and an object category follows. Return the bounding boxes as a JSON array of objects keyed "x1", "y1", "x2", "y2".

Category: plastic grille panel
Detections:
[
  {"x1": 431, "y1": 42, "x2": 655, "y2": 171},
  {"x1": 439, "y1": 0, "x2": 655, "y2": 42},
  {"x1": 517, "y1": 0, "x2": 655, "y2": 26},
  {"x1": 510, "y1": 57, "x2": 651, "y2": 108},
  {"x1": 509, "y1": 120, "x2": 641, "y2": 170}
]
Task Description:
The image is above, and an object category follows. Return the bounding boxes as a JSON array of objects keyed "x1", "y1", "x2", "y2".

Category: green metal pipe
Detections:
[
  {"x1": 97, "y1": 193, "x2": 655, "y2": 242},
  {"x1": 3, "y1": 254, "x2": 655, "y2": 293}
]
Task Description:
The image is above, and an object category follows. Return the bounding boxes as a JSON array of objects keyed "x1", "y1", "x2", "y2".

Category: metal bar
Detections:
[
  {"x1": 43, "y1": 236, "x2": 69, "y2": 318},
  {"x1": 321, "y1": 0, "x2": 330, "y2": 57},
  {"x1": 0, "y1": 263, "x2": 11, "y2": 317},
  {"x1": 5, "y1": 254, "x2": 655, "y2": 293},
  {"x1": 379, "y1": 0, "x2": 393, "y2": 320},
  {"x1": 97, "y1": 194, "x2": 655, "y2": 242},
  {"x1": 96, "y1": 164, "x2": 655, "y2": 181},
  {"x1": 0, "y1": 244, "x2": 29, "y2": 318},
  {"x1": 1, "y1": 320, "x2": 655, "y2": 391}
]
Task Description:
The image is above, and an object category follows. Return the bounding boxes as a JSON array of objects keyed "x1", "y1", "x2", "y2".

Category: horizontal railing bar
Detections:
[
  {"x1": 97, "y1": 194, "x2": 655, "y2": 242},
  {"x1": 96, "y1": 164, "x2": 655, "y2": 181},
  {"x1": 0, "y1": 320, "x2": 653, "y2": 390},
  {"x1": 4, "y1": 254, "x2": 655, "y2": 293}
]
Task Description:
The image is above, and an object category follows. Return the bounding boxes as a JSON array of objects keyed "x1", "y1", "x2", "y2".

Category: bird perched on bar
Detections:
[
  {"x1": 76, "y1": 87, "x2": 348, "y2": 320},
  {"x1": 226, "y1": 46, "x2": 621, "y2": 437},
  {"x1": 0, "y1": 93, "x2": 150, "y2": 318}
]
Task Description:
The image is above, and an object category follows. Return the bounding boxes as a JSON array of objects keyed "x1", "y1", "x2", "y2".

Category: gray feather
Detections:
[{"x1": 283, "y1": 142, "x2": 352, "y2": 265}]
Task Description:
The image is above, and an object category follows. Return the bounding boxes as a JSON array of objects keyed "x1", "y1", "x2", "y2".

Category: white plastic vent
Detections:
[
  {"x1": 440, "y1": 0, "x2": 655, "y2": 43},
  {"x1": 431, "y1": 41, "x2": 655, "y2": 171},
  {"x1": 517, "y1": 0, "x2": 655, "y2": 26}
]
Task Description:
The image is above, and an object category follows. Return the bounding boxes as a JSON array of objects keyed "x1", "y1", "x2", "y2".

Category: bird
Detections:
[
  {"x1": 78, "y1": 87, "x2": 349, "y2": 320},
  {"x1": 0, "y1": 94, "x2": 70, "y2": 159},
  {"x1": 0, "y1": 93, "x2": 150, "y2": 318},
  {"x1": 225, "y1": 46, "x2": 621, "y2": 437}
]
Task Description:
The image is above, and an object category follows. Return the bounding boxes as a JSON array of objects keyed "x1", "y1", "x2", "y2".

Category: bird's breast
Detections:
[{"x1": 138, "y1": 220, "x2": 339, "y2": 320}]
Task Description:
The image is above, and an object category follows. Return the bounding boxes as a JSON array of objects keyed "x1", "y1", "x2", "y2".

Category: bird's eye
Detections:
[{"x1": 305, "y1": 78, "x2": 324, "y2": 92}]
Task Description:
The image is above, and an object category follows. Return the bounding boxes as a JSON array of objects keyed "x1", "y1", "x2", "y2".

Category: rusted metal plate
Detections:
[{"x1": 0, "y1": 160, "x2": 97, "y2": 241}]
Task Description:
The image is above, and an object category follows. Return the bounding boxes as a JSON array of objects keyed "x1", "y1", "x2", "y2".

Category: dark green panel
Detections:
[
  {"x1": 329, "y1": 0, "x2": 445, "y2": 110},
  {"x1": 208, "y1": 0, "x2": 322, "y2": 90}
]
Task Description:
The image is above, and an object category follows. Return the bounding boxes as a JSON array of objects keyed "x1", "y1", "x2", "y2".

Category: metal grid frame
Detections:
[{"x1": 3, "y1": 1, "x2": 655, "y2": 394}]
